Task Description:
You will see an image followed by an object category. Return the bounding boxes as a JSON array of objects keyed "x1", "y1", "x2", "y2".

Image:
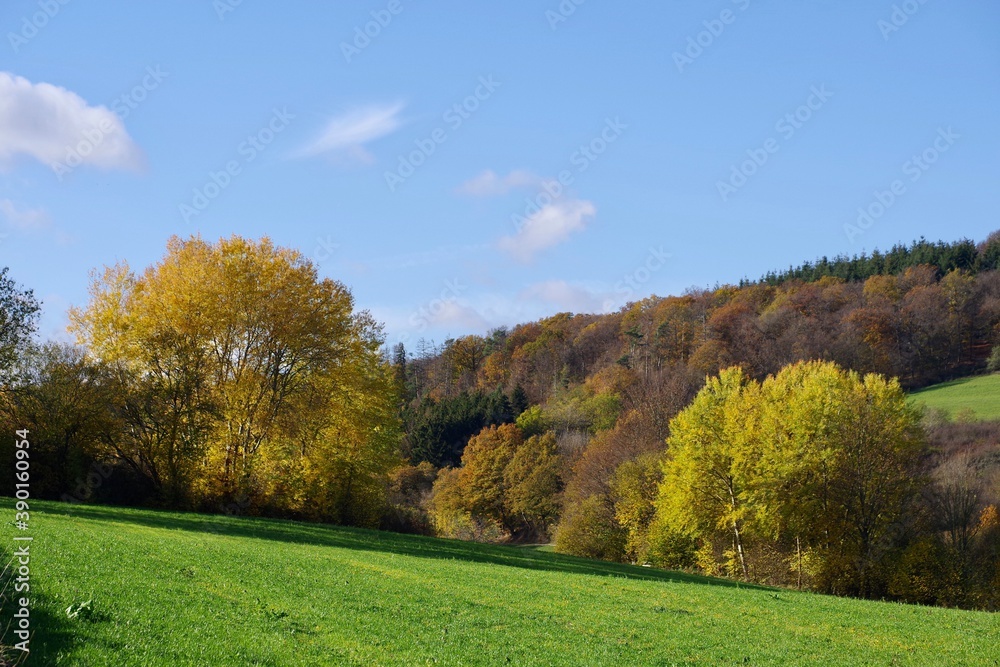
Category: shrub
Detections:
[
  {"x1": 553, "y1": 494, "x2": 626, "y2": 561},
  {"x1": 646, "y1": 521, "x2": 697, "y2": 570},
  {"x1": 988, "y1": 346, "x2": 1000, "y2": 373}
]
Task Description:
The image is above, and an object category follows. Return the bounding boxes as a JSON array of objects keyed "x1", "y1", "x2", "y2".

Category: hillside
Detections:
[
  {"x1": 2, "y1": 500, "x2": 998, "y2": 666},
  {"x1": 911, "y1": 373, "x2": 1000, "y2": 421}
]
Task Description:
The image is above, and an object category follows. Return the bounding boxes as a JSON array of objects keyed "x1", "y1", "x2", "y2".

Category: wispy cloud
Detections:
[
  {"x1": 519, "y1": 280, "x2": 609, "y2": 313},
  {"x1": 497, "y1": 199, "x2": 596, "y2": 262},
  {"x1": 0, "y1": 199, "x2": 50, "y2": 231},
  {"x1": 294, "y1": 102, "x2": 404, "y2": 162},
  {"x1": 373, "y1": 297, "x2": 490, "y2": 341},
  {"x1": 379, "y1": 278, "x2": 616, "y2": 345},
  {"x1": 425, "y1": 300, "x2": 491, "y2": 330},
  {"x1": 0, "y1": 71, "x2": 141, "y2": 173},
  {"x1": 456, "y1": 169, "x2": 539, "y2": 197}
]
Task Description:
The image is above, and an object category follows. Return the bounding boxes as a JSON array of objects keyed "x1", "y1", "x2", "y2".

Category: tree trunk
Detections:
[
  {"x1": 732, "y1": 521, "x2": 749, "y2": 581},
  {"x1": 796, "y1": 535, "x2": 802, "y2": 590}
]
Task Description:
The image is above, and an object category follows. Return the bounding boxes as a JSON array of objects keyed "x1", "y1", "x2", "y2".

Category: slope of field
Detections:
[
  {"x1": 910, "y1": 373, "x2": 1000, "y2": 421},
  {"x1": 2, "y1": 501, "x2": 997, "y2": 666}
]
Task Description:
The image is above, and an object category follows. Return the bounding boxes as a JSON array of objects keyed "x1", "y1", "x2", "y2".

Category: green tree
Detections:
[
  {"x1": 554, "y1": 494, "x2": 626, "y2": 561},
  {"x1": 458, "y1": 424, "x2": 522, "y2": 531},
  {"x1": 0, "y1": 267, "x2": 40, "y2": 387},
  {"x1": 650, "y1": 361, "x2": 924, "y2": 594},
  {"x1": 829, "y1": 372, "x2": 923, "y2": 596},
  {"x1": 504, "y1": 432, "x2": 563, "y2": 537},
  {"x1": 609, "y1": 451, "x2": 662, "y2": 563},
  {"x1": 0, "y1": 344, "x2": 116, "y2": 499},
  {"x1": 515, "y1": 404, "x2": 548, "y2": 437},
  {"x1": 406, "y1": 389, "x2": 513, "y2": 466},
  {"x1": 652, "y1": 367, "x2": 755, "y2": 579}
]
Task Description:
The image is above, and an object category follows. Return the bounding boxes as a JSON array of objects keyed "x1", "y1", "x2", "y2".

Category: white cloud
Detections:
[
  {"x1": 0, "y1": 199, "x2": 50, "y2": 231},
  {"x1": 380, "y1": 280, "x2": 615, "y2": 345},
  {"x1": 426, "y1": 300, "x2": 491, "y2": 330},
  {"x1": 520, "y1": 280, "x2": 609, "y2": 313},
  {"x1": 373, "y1": 297, "x2": 491, "y2": 346},
  {"x1": 456, "y1": 169, "x2": 539, "y2": 197},
  {"x1": 498, "y1": 199, "x2": 596, "y2": 262},
  {"x1": 0, "y1": 71, "x2": 141, "y2": 173},
  {"x1": 376, "y1": 276, "x2": 628, "y2": 345},
  {"x1": 295, "y1": 102, "x2": 404, "y2": 162}
]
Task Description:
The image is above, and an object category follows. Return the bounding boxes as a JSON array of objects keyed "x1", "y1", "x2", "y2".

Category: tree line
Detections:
[
  {"x1": 748, "y1": 233, "x2": 999, "y2": 287},
  {"x1": 0, "y1": 237, "x2": 399, "y2": 525},
  {"x1": 388, "y1": 231, "x2": 1000, "y2": 609},
  {"x1": 1, "y1": 231, "x2": 999, "y2": 609}
]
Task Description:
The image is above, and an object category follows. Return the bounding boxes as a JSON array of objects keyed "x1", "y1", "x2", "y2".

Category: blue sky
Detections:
[{"x1": 1, "y1": 1, "x2": 998, "y2": 347}]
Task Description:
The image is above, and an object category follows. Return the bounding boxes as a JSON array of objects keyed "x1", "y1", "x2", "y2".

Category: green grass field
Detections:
[
  {"x1": 910, "y1": 373, "x2": 1000, "y2": 421},
  {"x1": 2, "y1": 500, "x2": 997, "y2": 666}
]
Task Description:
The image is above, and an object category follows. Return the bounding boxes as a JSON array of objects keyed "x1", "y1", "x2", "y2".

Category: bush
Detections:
[
  {"x1": 646, "y1": 521, "x2": 697, "y2": 570},
  {"x1": 380, "y1": 504, "x2": 433, "y2": 535},
  {"x1": 988, "y1": 346, "x2": 1000, "y2": 373},
  {"x1": 430, "y1": 506, "x2": 505, "y2": 542},
  {"x1": 426, "y1": 465, "x2": 508, "y2": 542},
  {"x1": 888, "y1": 537, "x2": 958, "y2": 607},
  {"x1": 553, "y1": 494, "x2": 626, "y2": 561}
]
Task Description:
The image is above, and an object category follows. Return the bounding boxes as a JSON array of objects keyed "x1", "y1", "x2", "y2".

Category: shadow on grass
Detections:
[
  {"x1": 910, "y1": 376, "x2": 979, "y2": 395},
  {"x1": 34, "y1": 500, "x2": 768, "y2": 592},
  {"x1": 0, "y1": 551, "x2": 79, "y2": 666}
]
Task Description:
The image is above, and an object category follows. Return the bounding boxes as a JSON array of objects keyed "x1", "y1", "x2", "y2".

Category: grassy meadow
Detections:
[
  {"x1": 911, "y1": 373, "x2": 1000, "y2": 421},
  {"x1": 1, "y1": 500, "x2": 997, "y2": 666}
]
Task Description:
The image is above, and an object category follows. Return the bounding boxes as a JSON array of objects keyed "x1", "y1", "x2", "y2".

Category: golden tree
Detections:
[{"x1": 70, "y1": 236, "x2": 399, "y2": 522}]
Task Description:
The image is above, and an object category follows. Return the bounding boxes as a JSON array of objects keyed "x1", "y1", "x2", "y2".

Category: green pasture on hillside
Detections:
[{"x1": 0, "y1": 500, "x2": 996, "y2": 666}]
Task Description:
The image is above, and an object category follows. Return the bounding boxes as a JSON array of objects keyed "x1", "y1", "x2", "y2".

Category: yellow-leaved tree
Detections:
[
  {"x1": 648, "y1": 366, "x2": 756, "y2": 579},
  {"x1": 649, "y1": 360, "x2": 924, "y2": 595},
  {"x1": 70, "y1": 235, "x2": 400, "y2": 524}
]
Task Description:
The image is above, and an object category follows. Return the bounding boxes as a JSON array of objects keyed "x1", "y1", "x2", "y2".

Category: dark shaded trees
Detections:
[
  {"x1": 0, "y1": 267, "x2": 40, "y2": 387},
  {"x1": 404, "y1": 388, "x2": 513, "y2": 467}
]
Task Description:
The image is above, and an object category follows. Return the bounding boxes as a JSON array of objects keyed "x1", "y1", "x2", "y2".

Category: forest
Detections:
[{"x1": 2, "y1": 232, "x2": 999, "y2": 610}]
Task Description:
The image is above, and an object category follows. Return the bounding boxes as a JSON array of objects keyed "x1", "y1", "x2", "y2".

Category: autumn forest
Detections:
[{"x1": 2, "y1": 231, "x2": 1000, "y2": 611}]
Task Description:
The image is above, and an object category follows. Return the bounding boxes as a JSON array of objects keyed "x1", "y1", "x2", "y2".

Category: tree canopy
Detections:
[
  {"x1": 0, "y1": 266, "x2": 40, "y2": 387},
  {"x1": 66, "y1": 235, "x2": 400, "y2": 523},
  {"x1": 650, "y1": 361, "x2": 924, "y2": 595}
]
